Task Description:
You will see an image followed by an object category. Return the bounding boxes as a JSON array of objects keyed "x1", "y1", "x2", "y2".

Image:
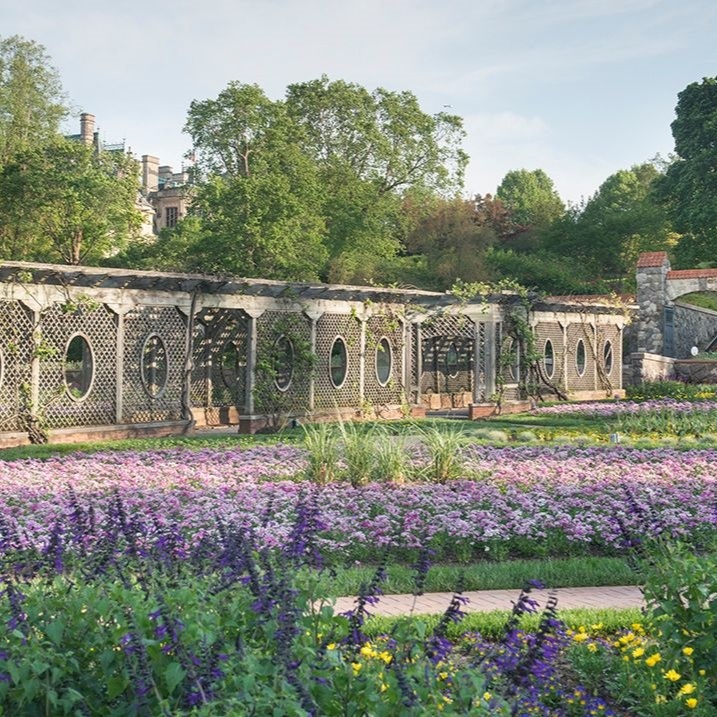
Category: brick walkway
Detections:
[{"x1": 331, "y1": 585, "x2": 643, "y2": 617}]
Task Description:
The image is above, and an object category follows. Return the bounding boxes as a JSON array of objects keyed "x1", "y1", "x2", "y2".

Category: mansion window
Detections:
[{"x1": 165, "y1": 206, "x2": 179, "y2": 228}]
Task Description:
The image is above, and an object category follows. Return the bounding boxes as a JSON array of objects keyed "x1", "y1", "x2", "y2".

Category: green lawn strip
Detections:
[
  {"x1": 0, "y1": 431, "x2": 303, "y2": 461},
  {"x1": 309, "y1": 557, "x2": 638, "y2": 598},
  {"x1": 363, "y1": 607, "x2": 643, "y2": 640}
]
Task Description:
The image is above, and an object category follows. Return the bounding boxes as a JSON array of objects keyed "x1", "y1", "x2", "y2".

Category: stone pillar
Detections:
[
  {"x1": 141, "y1": 155, "x2": 159, "y2": 193},
  {"x1": 243, "y1": 309, "x2": 264, "y2": 416},
  {"x1": 80, "y1": 113, "x2": 95, "y2": 146},
  {"x1": 636, "y1": 252, "x2": 670, "y2": 355},
  {"x1": 304, "y1": 308, "x2": 323, "y2": 413},
  {"x1": 483, "y1": 321, "x2": 496, "y2": 399}
]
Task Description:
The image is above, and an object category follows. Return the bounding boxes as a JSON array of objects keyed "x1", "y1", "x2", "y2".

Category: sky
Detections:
[{"x1": 3, "y1": 0, "x2": 716, "y2": 204}]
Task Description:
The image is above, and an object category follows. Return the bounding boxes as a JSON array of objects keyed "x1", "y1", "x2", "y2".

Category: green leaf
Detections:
[
  {"x1": 107, "y1": 675, "x2": 128, "y2": 700},
  {"x1": 45, "y1": 620, "x2": 64, "y2": 646},
  {"x1": 165, "y1": 661, "x2": 186, "y2": 694}
]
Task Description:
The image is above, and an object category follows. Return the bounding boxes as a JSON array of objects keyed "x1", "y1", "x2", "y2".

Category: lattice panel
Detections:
[
  {"x1": 191, "y1": 309, "x2": 248, "y2": 413},
  {"x1": 420, "y1": 314, "x2": 474, "y2": 394},
  {"x1": 364, "y1": 315, "x2": 405, "y2": 405},
  {"x1": 566, "y1": 322, "x2": 595, "y2": 391},
  {"x1": 410, "y1": 323, "x2": 419, "y2": 389},
  {"x1": 255, "y1": 311, "x2": 311, "y2": 414},
  {"x1": 534, "y1": 322, "x2": 565, "y2": 387},
  {"x1": 40, "y1": 303, "x2": 117, "y2": 428},
  {"x1": 123, "y1": 306, "x2": 186, "y2": 423},
  {"x1": 476, "y1": 321, "x2": 487, "y2": 401},
  {"x1": 314, "y1": 313, "x2": 362, "y2": 410},
  {"x1": 596, "y1": 324, "x2": 621, "y2": 391},
  {"x1": 0, "y1": 301, "x2": 34, "y2": 431}
]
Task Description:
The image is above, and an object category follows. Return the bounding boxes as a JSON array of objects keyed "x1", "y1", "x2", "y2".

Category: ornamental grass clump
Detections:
[
  {"x1": 419, "y1": 425, "x2": 465, "y2": 483},
  {"x1": 372, "y1": 434, "x2": 410, "y2": 483},
  {"x1": 337, "y1": 418, "x2": 376, "y2": 487},
  {"x1": 302, "y1": 422, "x2": 338, "y2": 484}
]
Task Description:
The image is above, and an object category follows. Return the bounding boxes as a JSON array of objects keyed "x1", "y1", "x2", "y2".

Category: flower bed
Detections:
[
  {"x1": 1, "y1": 444, "x2": 715, "y2": 562},
  {"x1": 533, "y1": 398, "x2": 717, "y2": 418}
]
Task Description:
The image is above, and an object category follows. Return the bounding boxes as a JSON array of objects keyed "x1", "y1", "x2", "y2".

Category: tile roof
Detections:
[
  {"x1": 667, "y1": 269, "x2": 717, "y2": 280},
  {"x1": 636, "y1": 251, "x2": 669, "y2": 268}
]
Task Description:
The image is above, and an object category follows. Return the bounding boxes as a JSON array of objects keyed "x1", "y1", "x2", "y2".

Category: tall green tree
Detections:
[
  {"x1": 286, "y1": 76, "x2": 467, "y2": 275},
  {"x1": 0, "y1": 138, "x2": 142, "y2": 264},
  {"x1": 182, "y1": 83, "x2": 327, "y2": 280},
  {"x1": 658, "y1": 77, "x2": 717, "y2": 266},
  {"x1": 495, "y1": 169, "x2": 565, "y2": 229},
  {"x1": 404, "y1": 197, "x2": 497, "y2": 290},
  {"x1": 181, "y1": 77, "x2": 468, "y2": 283},
  {"x1": 0, "y1": 35, "x2": 67, "y2": 165},
  {"x1": 540, "y1": 162, "x2": 673, "y2": 286}
]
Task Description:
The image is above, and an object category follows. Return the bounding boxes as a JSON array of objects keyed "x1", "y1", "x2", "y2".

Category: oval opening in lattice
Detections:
[
  {"x1": 576, "y1": 339, "x2": 587, "y2": 377},
  {"x1": 445, "y1": 342, "x2": 459, "y2": 378},
  {"x1": 603, "y1": 340, "x2": 613, "y2": 375},
  {"x1": 375, "y1": 337, "x2": 392, "y2": 386},
  {"x1": 220, "y1": 340, "x2": 240, "y2": 388},
  {"x1": 507, "y1": 338, "x2": 521, "y2": 382},
  {"x1": 273, "y1": 335, "x2": 294, "y2": 392},
  {"x1": 141, "y1": 333, "x2": 169, "y2": 398},
  {"x1": 543, "y1": 339, "x2": 555, "y2": 379},
  {"x1": 64, "y1": 334, "x2": 94, "y2": 402},
  {"x1": 329, "y1": 336, "x2": 349, "y2": 389}
]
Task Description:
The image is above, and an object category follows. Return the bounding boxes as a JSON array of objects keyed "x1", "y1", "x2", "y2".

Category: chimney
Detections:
[
  {"x1": 141, "y1": 155, "x2": 159, "y2": 193},
  {"x1": 80, "y1": 113, "x2": 95, "y2": 146}
]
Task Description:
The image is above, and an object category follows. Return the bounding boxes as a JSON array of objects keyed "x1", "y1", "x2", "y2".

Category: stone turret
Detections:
[
  {"x1": 636, "y1": 251, "x2": 670, "y2": 354},
  {"x1": 80, "y1": 113, "x2": 95, "y2": 146}
]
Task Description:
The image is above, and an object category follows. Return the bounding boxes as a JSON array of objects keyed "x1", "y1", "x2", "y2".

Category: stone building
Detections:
[
  {"x1": 632, "y1": 251, "x2": 717, "y2": 383},
  {"x1": 140, "y1": 155, "x2": 192, "y2": 233},
  {"x1": 0, "y1": 262, "x2": 627, "y2": 446}
]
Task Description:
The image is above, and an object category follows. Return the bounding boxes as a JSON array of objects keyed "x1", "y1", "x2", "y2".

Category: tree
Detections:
[
  {"x1": 183, "y1": 83, "x2": 328, "y2": 280},
  {"x1": 495, "y1": 169, "x2": 565, "y2": 229},
  {"x1": 0, "y1": 138, "x2": 143, "y2": 264},
  {"x1": 181, "y1": 77, "x2": 468, "y2": 283},
  {"x1": 286, "y1": 76, "x2": 467, "y2": 273},
  {"x1": 578, "y1": 162, "x2": 674, "y2": 279},
  {"x1": 404, "y1": 197, "x2": 497, "y2": 290},
  {"x1": 0, "y1": 35, "x2": 68, "y2": 165},
  {"x1": 658, "y1": 77, "x2": 717, "y2": 266}
]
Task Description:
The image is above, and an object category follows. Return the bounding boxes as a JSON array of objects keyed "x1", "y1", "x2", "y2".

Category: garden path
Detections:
[{"x1": 331, "y1": 586, "x2": 643, "y2": 617}]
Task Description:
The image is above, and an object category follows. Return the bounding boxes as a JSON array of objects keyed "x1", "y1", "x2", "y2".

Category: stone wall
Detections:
[
  {"x1": 628, "y1": 352, "x2": 675, "y2": 384},
  {"x1": 635, "y1": 255, "x2": 669, "y2": 354},
  {"x1": 673, "y1": 301, "x2": 717, "y2": 358}
]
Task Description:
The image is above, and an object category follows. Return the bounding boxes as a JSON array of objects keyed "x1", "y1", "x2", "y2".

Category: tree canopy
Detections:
[
  {"x1": 495, "y1": 169, "x2": 565, "y2": 229},
  {"x1": 173, "y1": 77, "x2": 468, "y2": 283},
  {"x1": 0, "y1": 138, "x2": 143, "y2": 264},
  {"x1": 658, "y1": 76, "x2": 717, "y2": 266},
  {"x1": 0, "y1": 35, "x2": 68, "y2": 166}
]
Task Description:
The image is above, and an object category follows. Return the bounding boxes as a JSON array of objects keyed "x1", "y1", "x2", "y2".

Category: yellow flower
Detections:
[
  {"x1": 360, "y1": 645, "x2": 375, "y2": 658},
  {"x1": 483, "y1": 692, "x2": 492, "y2": 701},
  {"x1": 632, "y1": 647, "x2": 645, "y2": 658},
  {"x1": 351, "y1": 662, "x2": 362, "y2": 674},
  {"x1": 645, "y1": 653, "x2": 662, "y2": 667},
  {"x1": 686, "y1": 698, "x2": 698, "y2": 709},
  {"x1": 683, "y1": 646, "x2": 694, "y2": 656},
  {"x1": 378, "y1": 651, "x2": 392, "y2": 664},
  {"x1": 699, "y1": 669, "x2": 706, "y2": 676},
  {"x1": 439, "y1": 672, "x2": 448, "y2": 680},
  {"x1": 679, "y1": 683, "x2": 696, "y2": 696},
  {"x1": 326, "y1": 643, "x2": 337, "y2": 650},
  {"x1": 380, "y1": 683, "x2": 388, "y2": 693},
  {"x1": 573, "y1": 632, "x2": 588, "y2": 643},
  {"x1": 591, "y1": 622, "x2": 604, "y2": 631},
  {"x1": 588, "y1": 643, "x2": 598, "y2": 653},
  {"x1": 663, "y1": 669, "x2": 681, "y2": 682},
  {"x1": 655, "y1": 695, "x2": 667, "y2": 704}
]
